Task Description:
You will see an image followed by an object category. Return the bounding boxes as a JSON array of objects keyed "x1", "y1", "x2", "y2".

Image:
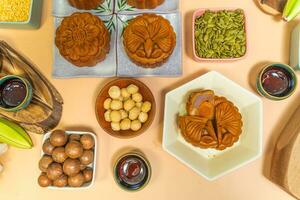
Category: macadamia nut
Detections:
[
  {"x1": 136, "y1": 102, "x2": 142, "y2": 108},
  {"x1": 131, "y1": 120, "x2": 142, "y2": 131},
  {"x1": 110, "y1": 110, "x2": 121, "y2": 123},
  {"x1": 129, "y1": 107, "x2": 140, "y2": 120},
  {"x1": 138, "y1": 112, "x2": 148, "y2": 123},
  {"x1": 120, "y1": 119, "x2": 131, "y2": 130},
  {"x1": 111, "y1": 122, "x2": 120, "y2": 131},
  {"x1": 110, "y1": 100, "x2": 123, "y2": 110},
  {"x1": 104, "y1": 110, "x2": 112, "y2": 122},
  {"x1": 132, "y1": 93, "x2": 143, "y2": 103},
  {"x1": 121, "y1": 88, "x2": 130, "y2": 99},
  {"x1": 108, "y1": 86, "x2": 121, "y2": 99},
  {"x1": 124, "y1": 99, "x2": 135, "y2": 111},
  {"x1": 141, "y1": 101, "x2": 152, "y2": 113},
  {"x1": 127, "y1": 84, "x2": 139, "y2": 94},
  {"x1": 120, "y1": 110, "x2": 128, "y2": 119},
  {"x1": 103, "y1": 98, "x2": 112, "y2": 110},
  {"x1": 105, "y1": 83, "x2": 151, "y2": 132}
]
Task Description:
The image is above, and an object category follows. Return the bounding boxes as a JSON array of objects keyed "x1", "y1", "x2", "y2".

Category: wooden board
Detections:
[
  {"x1": 271, "y1": 104, "x2": 300, "y2": 199},
  {"x1": 0, "y1": 41, "x2": 63, "y2": 134}
]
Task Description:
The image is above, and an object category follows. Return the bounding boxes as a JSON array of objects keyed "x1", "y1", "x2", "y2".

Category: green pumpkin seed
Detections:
[{"x1": 194, "y1": 9, "x2": 247, "y2": 59}]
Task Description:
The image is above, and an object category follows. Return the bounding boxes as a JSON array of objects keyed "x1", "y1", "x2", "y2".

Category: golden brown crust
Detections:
[
  {"x1": 127, "y1": 0, "x2": 165, "y2": 9},
  {"x1": 178, "y1": 90, "x2": 243, "y2": 151},
  {"x1": 178, "y1": 116, "x2": 218, "y2": 149},
  {"x1": 123, "y1": 14, "x2": 176, "y2": 68},
  {"x1": 68, "y1": 0, "x2": 104, "y2": 10},
  {"x1": 215, "y1": 102, "x2": 243, "y2": 150},
  {"x1": 55, "y1": 12, "x2": 110, "y2": 67}
]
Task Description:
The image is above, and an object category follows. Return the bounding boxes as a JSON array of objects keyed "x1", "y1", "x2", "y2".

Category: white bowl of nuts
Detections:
[{"x1": 95, "y1": 79, "x2": 156, "y2": 139}]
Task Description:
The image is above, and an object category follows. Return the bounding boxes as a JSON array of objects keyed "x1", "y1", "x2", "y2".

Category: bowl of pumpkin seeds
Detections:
[{"x1": 192, "y1": 8, "x2": 248, "y2": 61}]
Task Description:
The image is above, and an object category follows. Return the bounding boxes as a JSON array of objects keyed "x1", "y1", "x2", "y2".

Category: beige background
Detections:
[{"x1": 0, "y1": 0, "x2": 299, "y2": 199}]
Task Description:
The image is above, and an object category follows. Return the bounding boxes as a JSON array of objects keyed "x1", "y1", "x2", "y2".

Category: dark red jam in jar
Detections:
[
  {"x1": 114, "y1": 154, "x2": 150, "y2": 191},
  {"x1": 261, "y1": 66, "x2": 294, "y2": 97},
  {"x1": 0, "y1": 78, "x2": 27, "y2": 108}
]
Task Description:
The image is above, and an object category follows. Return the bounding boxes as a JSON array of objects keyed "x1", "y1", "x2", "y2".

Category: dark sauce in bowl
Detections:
[
  {"x1": 0, "y1": 78, "x2": 27, "y2": 108},
  {"x1": 261, "y1": 66, "x2": 294, "y2": 97},
  {"x1": 114, "y1": 154, "x2": 150, "y2": 191}
]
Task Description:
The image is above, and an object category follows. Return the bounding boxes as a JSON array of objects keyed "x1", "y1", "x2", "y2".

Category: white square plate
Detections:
[
  {"x1": 115, "y1": 0, "x2": 179, "y2": 14},
  {"x1": 53, "y1": 15, "x2": 117, "y2": 78},
  {"x1": 116, "y1": 12, "x2": 182, "y2": 77},
  {"x1": 52, "y1": 0, "x2": 114, "y2": 16},
  {"x1": 163, "y1": 71, "x2": 263, "y2": 181},
  {"x1": 41, "y1": 131, "x2": 98, "y2": 189}
]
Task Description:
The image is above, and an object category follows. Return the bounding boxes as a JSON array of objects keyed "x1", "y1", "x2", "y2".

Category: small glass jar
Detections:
[
  {"x1": 256, "y1": 63, "x2": 297, "y2": 100},
  {"x1": 0, "y1": 75, "x2": 33, "y2": 111},
  {"x1": 113, "y1": 151, "x2": 151, "y2": 192}
]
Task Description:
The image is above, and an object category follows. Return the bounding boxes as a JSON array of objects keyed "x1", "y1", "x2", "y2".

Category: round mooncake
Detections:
[
  {"x1": 55, "y1": 12, "x2": 110, "y2": 67},
  {"x1": 123, "y1": 14, "x2": 176, "y2": 68},
  {"x1": 178, "y1": 90, "x2": 243, "y2": 151}
]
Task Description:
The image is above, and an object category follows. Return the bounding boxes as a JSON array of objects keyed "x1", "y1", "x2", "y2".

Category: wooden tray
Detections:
[{"x1": 0, "y1": 41, "x2": 63, "y2": 134}]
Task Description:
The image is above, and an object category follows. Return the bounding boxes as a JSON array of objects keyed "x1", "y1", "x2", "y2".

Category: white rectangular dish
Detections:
[
  {"x1": 115, "y1": 0, "x2": 179, "y2": 14},
  {"x1": 41, "y1": 131, "x2": 97, "y2": 189},
  {"x1": 116, "y1": 12, "x2": 182, "y2": 77},
  {"x1": 52, "y1": 0, "x2": 114, "y2": 16},
  {"x1": 52, "y1": 15, "x2": 117, "y2": 78},
  {"x1": 163, "y1": 71, "x2": 263, "y2": 181}
]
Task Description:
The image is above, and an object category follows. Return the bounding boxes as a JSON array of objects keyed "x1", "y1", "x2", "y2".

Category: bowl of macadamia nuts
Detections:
[
  {"x1": 95, "y1": 79, "x2": 156, "y2": 139},
  {"x1": 38, "y1": 130, "x2": 97, "y2": 189}
]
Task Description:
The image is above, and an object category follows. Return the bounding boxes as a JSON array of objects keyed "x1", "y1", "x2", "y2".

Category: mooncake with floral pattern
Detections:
[{"x1": 55, "y1": 12, "x2": 110, "y2": 67}]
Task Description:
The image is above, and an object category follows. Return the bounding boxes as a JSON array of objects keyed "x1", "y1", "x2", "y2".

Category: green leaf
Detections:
[
  {"x1": 121, "y1": 0, "x2": 127, "y2": 7},
  {"x1": 117, "y1": 0, "x2": 122, "y2": 9}
]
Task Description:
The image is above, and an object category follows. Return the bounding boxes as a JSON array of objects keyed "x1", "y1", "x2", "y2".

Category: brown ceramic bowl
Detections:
[{"x1": 95, "y1": 79, "x2": 156, "y2": 139}]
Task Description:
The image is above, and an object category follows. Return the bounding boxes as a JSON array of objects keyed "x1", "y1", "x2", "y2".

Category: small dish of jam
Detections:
[
  {"x1": 257, "y1": 63, "x2": 297, "y2": 100},
  {"x1": 0, "y1": 75, "x2": 32, "y2": 111},
  {"x1": 114, "y1": 152, "x2": 151, "y2": 192}
]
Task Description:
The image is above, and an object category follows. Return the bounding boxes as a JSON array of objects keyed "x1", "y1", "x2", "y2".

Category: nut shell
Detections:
[
  {"x1": 38, "y1": 173, "x2": 52, "y2": 187},
  {"x1": 50, "y1": 130, "x2": 68, "y2": 147},
  {"x1": 68, "y1": 173, "x2": 85, "y2": 187},
  {"x1": 79, "y1": 150, "x2": 94, "y2": 165},
  {"x1": 80, "y1": 135, "x2": 95, "y2": 150},
  {"x1": 65, "y1": 141, "x2": 84, "y2": 159},
  {"x1": 83, "y1": 168, "x2": 93, "y2": 182},
  {"x1": 42, "y1": 139, "x2": 55, "y2": 155},
  {"x1": 39, "y1": 155, "x2": 53, "y2": 172},
  {"x1": 69, "y1": 134, "x2": 81, "y2": 141},
  {"x1": 80, "y1": 164, "x2": 87, "y2": 170},
  {"x1": 52, "y1": 147, "x2": 68, "y2": 163},
  {"x1": 63, "y1": 158, "x2": 81, "y2": 176},
  {"x1": 53, "y1": 175, "x2": 68, "y2": 187},
  {"x1": 47, "y1": 163, "x2": 63, "y2": 181}
]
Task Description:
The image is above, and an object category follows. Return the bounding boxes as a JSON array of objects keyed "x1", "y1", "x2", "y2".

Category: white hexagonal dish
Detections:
[{"x1": 163, "y1": 71, "x2": 263, "y2": 181}]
